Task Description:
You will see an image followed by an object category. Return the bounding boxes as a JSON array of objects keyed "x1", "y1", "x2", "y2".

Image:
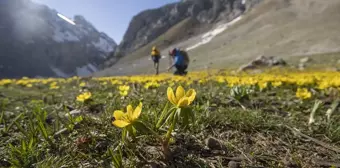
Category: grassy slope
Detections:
[
  {"x1": 1, "y1": 72, "x2": 340, "y2": 167},
  {"x1": 96, "y1": 0, "x2": 340, "y2": 76}
]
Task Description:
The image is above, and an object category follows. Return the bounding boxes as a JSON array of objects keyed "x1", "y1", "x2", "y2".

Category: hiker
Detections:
[
  {"x1": 151, "y1": 46, "x2": 161, "y2": 75},
  {"x1": 167, "y1": 48, "x2": 189, "y2": 76}
]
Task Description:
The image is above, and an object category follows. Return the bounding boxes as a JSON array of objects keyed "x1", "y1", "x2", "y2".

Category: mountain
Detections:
[
  {"x1": 0, "y1": 0, "x2": 117, "y2": 78},
  {"x1": 115, "y1": 0, "x2": 261, "y2": 56},
  {"x1": 99, "y1": 0, "x2": 262, "y2": 75},
  {"x1": 96, "y1": 0, "x2": 340, "y2": 76}
]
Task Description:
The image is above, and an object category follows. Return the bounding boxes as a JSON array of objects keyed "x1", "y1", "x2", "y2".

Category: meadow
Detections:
[{"x1": 0, "y1": 69, "x2": 340, "y2": 168}]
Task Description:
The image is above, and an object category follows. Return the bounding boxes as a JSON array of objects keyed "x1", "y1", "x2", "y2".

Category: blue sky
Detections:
[{"x1": 32, "y1": 0, "x2": 179, "y2": 43}]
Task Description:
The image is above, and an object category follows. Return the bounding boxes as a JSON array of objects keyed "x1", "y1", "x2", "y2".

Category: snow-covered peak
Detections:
[{"x1": 0, "y1": 0, "x2": 117, "y2": 78}]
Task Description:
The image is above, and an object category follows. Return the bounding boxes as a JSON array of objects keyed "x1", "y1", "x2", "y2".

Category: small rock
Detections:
[
  {"x1": 283, "y1": 160, "x2": 299, "y2": 168},
  {"x1": 238, "y1": 55, "x2": 287, "y2": 72},
  {"x1": 4, "y1": 111, "x2": 15, "y2": 118},
  {"x1": 237, "y1": 62, "x2": 256, "y2": 72},
  {"x1": 65, "y1": 105, "x2": 75, "y2": 111},
  {"x1": 143, "y1": 161, "x2": 166, "y2": 168},
  {"x1": 65, "y1": 109, "x2": 82, "y2": 117},
  {"x1": 228, "y1": 161, "x2": 240, "y2": 168},
  {"x1": 0, "y1": 159, "x2": 11, "y2": 167},
  {"x1": 326, "y1": 67, "x2": 340, "y2": 72},
  {"x1": 0, "y1": 93, "x2": 5, "y2": 98},
  {"x1": 145, "y1": 146, "x2": 161, "y2": 156},
  {"x1": 54, "y1": 128, "x2": 70, "y2": 137},
  {"x1": 45, "y1": 114, "x2": 55, "y2": 124},
  {"x1": 300, "y1": 57, "x2": 311, "y2": 63},
  {"x1": 205, "y1": 137, "x2": 223, "y2": 150},
  {"x1": 298, "y1": 63, "x2": 305, "y2": 70}
]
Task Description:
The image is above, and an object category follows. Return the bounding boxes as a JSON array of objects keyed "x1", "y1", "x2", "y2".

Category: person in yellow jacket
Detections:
[{"x1": 151, "y1": 46, "x2": 161, "y2": 75}]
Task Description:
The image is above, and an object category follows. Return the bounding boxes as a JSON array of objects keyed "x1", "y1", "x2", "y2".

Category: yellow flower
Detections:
[
  {"x1": 216, "y1": 76, "x2": 225, "y2": 83},
  {"x1": 167, "y1": 86, "x2": 196, "y2": 108},
  {"x1": 144, "y1": 81, "x2": 160, "y2": 89},
  {"x1": 118, "y1": 85, "x2": 130, "y2": 92},
  {"x1": 199, "y1": 79, "x2": 206, "y2": 84},
  {"x1": 296, "y1": 88, "x2": 312, "y2": 100},
  {"x1": 77, "y1": 92, "x2": 92, "y2": 102},
  {"x1": 118, "y1": 85, "x2": 130, "y2": 97},
  {"x1": 258, "y1": 82, "x2": 268, "y2": 90},
  {"x1": 318, "y1": 81, "x2": 329, "y2": 90},
  {"x1": 0, "y1": 79, "x2": 12, "y2": 86},
  {"x1": 272, "y1": 81, "x2": 282, "y2": 88},
  {"x1": 186, "y1": 80, "x2": 193, "y2": 86},
  {"x1": 26, "y1": 84, "x2": 33, "y2": 88},
  {"x1": 49, "y1": 82, "x2": 59, "y2": 89},
  {"x1": 50, "y1": 85, "x2": 60, "y2": 90},
  {"x1": 168, "y1": 82, "x2": 175, "y2": 87},
  {"x1": 119, "y1": 91, "x2": 129, "y2": 97},
  {"x1": 79, "y1": 82, "x2": 86, "y2": 87},
  {"x1": 112, "y1": 102, "x2": 142, "y2": 128}
]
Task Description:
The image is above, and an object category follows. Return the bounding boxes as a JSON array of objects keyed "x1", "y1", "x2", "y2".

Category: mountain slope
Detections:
[
  {"x1": 0, "y1": 0, "x2": 117, "y2": 78},
  {"x1": 96, "y1": 0, "x2": 340, "y2": 76},
  {"x1": 186, "y1": 0, "x2": 340, "y2": 70},
  {"x1": 114, "y1": 0, "x2": 261, "y2": 55}
]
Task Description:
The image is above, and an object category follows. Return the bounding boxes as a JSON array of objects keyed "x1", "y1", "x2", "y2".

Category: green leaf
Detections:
[
  {"x1": 165, "y1": 111, "x2": 178, "y2": 144},
  {"x1": 164, "y1": 109, "x2": 176, "y2": 127},
  {"x1": 0, "y1": 110, "x2": 4, "y2": 124},
  {"x1": 9, "y1": 143, "x2": 21, "y2": 156},
  {"x1": 28, "y1": 137, "x2": 34, "y2": 151},
  {"x1": 74, "y1": 116, "x2": 83, "y2": 123},
  {"x1": 181, "y1": 108, "x2": 189, "y2": 128},
  {"x1": 176, "y1": 108, "x2": 182, "y2": 120},
  {"x1": 122, "y1": 128, "x2": 127, "y2": 142},
  {"x1": 326, "y1": 99, "x2": 340, "y2": 122},
  {"x1": 156, "y1": 102, "x2": 172, "y2": 129},
  {"x1": 110, "y1": 146, "x2": 123, "y2": 168},
  {"x1": 309, "y1": 99, "x2": 323, "y2": 125},
  {"x1": 14, "y1": 121, "x2": 28, "y2": 138},
  {"x1": 21, "y1": 140, "x2": 27, "y2": 152},
  {"x1": 134, "y1": 121, "x2": 158, "y2": 136},
  {"x1": 188, "y1": 108, "x2": 195, "y2": 124},
  {"x1": 28, "y1": 116, "x2": 36, "y2": 136},
  {"x1": 37, "y1": 121, "x2": 48, "y2": 140},
  {"x1": 131, "y1": 126, "x2": 137, "y2": 137},
  {"x1": 6, "y1": 113, "x2": 23, "y2": 132}
]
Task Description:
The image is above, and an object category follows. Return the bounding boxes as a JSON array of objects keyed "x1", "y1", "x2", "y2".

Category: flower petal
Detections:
[
  {"x1": 185, "y1": 89, "x2": 196, "y2": 102},
  {"x1": 127, "y1": 105, "x2": 133, "y2": 119},
  {"x1": 112, "y1": 120, "x2": 130, "y2": 128},
  {"x1": 113, "y1": 110, "x2": 125, "y2": 120},
  {"x1": 132, "y1": 102, "x2": 143, "y2": 121},
  {"x1": 167, "y1": 87, "x2": 177, "y2": 105},
  {"x1": 176, "y1": 86, "x2": 185, "y2": 100},
  {"x1": 177, "y1": 97, "x2": 189, "y2": 108}
]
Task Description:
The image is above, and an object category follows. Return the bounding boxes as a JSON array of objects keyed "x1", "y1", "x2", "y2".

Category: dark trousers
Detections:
[
  {"x1": 174, "y1": 64, "x2": 188, "y2": 76},
  {"x1": 152, "y1": 56, "x2": 160, "y2": 75}
]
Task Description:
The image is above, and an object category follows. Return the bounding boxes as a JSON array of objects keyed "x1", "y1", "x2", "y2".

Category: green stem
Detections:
[{"x1": 164, "y1": 110, "x2": 178, "y2": 145}]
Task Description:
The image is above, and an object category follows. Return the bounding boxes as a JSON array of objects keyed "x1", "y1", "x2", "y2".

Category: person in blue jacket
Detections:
[{"x1": 167, "y1": 48, "x2": 189, "y2": 76}]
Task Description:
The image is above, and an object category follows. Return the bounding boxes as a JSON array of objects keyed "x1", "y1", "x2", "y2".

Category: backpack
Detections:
[{"x1": 179, "y1": 50, "x2": 189, "y2": 65}]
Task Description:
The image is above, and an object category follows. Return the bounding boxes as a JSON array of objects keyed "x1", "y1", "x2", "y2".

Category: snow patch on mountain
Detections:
[
  {"x1": 76, "y1": 63, "x2": 98, "y2": 76},
  {"x1": 57, "y1": 13, "x2": 76, "y2": 25},
  {"x1": 50, "y1": 66, "x2": 70, "y2": 78},
  {"x1": 52, "y1": 27, "x2": 80, "y2": 42},
  {"x1": 186, "y1": 16, "x2": 243, "y2": 51},
  {"x1": 92, "y1": 37, "x2": 115, "y2": 53}
]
